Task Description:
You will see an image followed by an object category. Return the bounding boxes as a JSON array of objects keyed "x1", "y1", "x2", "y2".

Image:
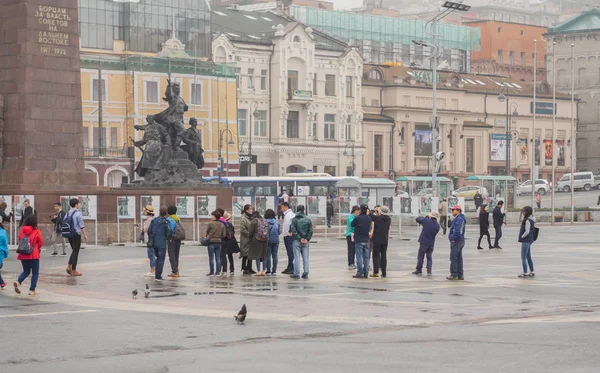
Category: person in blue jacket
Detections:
[
  {"x1": 148, "y1": 207, "x2": 173, "y2": 281},
  {"x1": 447, "y1": 204, "x2": 466, "y2": 281},
  {"x1": 518, "y1": 206, "x2": 536, "y2": 278},
  {"x1": 0, "y1": 222, "x2": 8, "y2": 288},
  {"x1": 413, "y1": 211, "x2": 440, "y2": 276}
]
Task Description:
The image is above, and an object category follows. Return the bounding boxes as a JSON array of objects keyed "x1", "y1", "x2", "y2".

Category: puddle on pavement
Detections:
[
  {"x1": 240, "y1": 283, "x2": 278, "y2": 292},
  {"x1": 450, "y1": 293, "x2": 463, "y2": 297},
  {"x1": 417, "y1": 291, "x2": 433, "y2": 295},
  {"x1": 340, "y1": 285, "x2": 390, "y2": 292}
]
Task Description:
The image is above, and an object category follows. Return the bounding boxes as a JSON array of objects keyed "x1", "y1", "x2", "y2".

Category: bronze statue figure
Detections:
[
  {"x1": 153, "y1": 79, "x2": 188, "y2": 152},
  {"x1": 181, "y1": 118, "x2": 205, "y2": 169},
  {"x1": 131, "y1": 115, "x2": 171, "y2": 177}
]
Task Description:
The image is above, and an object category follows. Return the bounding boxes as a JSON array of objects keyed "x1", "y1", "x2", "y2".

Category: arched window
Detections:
[
  {"x1": 293, "y1": 35, "x2": 301, "y2": 42},
  {"x1": 369, "y1": 69, "x2": 382, "y2": 81}
]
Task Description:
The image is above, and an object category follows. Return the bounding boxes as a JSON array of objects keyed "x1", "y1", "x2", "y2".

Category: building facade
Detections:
[
  {"x1": 467, "y1": 20, "x2": 547, "y2": 82},
  {"x1": 212, "y1": 7, "x2": 363, "y2": 177},
  {"x1": 362, "y1": 64, "x2": 575, "y2": 184},
  {"x1": 546, "y1": 9, "x2": 600, "y2": 173}
]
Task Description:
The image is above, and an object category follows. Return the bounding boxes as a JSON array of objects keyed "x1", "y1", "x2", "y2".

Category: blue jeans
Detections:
[
  {"x1": 208, "y1": 244, "x2": 222, "y2": 274},
  {"x1": 416, "y1": 244, "x2": 433, "y2": 273},
  {"x1": 267, "y1": 242, "x2": 279, "y2": 273},
  {"x1": 494, "y1": 225, "x2": 502, "y2": 247},
  {"x1": 292, "y1": 240, "x2": 309, "y2": 276},
  {"x1": 147, "y1": 246, "x2": 156, "y2": 269},
  {"x1": 154, "y1": 247, "x2": 167, "y2": 279},
  {"x1": 355, "y1": 242, "x2": 370, "y2": 276},
  {"x1": 18, "y1": 259, "x2": 40, "y2": 291},
  {"x1": 256, "y1": 259, "x2": 267, "y2": 272},
  {"x1": 326, "y1": 216, "x2": 332, "y2": 228},
  {"x1": 284, "y1": 235, "x2": 294, "y2": 271},
  {"x1": 521, "y1": 242, "x2": 534, "y2": 273},
  {"x1": 449, "y1": 240, "x2": 465, "y2": 277}
]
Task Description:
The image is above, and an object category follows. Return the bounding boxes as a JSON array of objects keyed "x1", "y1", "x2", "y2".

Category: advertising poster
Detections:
[
  {"x1": 61, "y1": 195, "x2": 97, "y2": 220},
  {"x1": 414, "y1": 127, "x2": 433, "y2": 156},
  {"x1": 358, "y1": 197, "x2": 371, "y2": 208},
  {"x1": 288, "y1": 196, "x2": 306, "y2": 213},
  {"x1": 338, "y1": 196, "x2": 351, "y2": 215},
  {"x1": 490, "y1": 134, "x2": 509, "y2": 161},
  {"x1": 557, "y1": 140, "x2": 565, "y2": 166},
  {"x1": 198, "y1": 196, "x2": 217, "y2": 218},
  {"x1": 383, "y1": 197, "x2": 395, "y2": 215},
  {"x1": 535, "y1": 139, "x2": 541, "y2": 166},
  {"x1": 410, "y1": 197, "x2": 420, "y2": 216},
  {"x1": 400, "y1": 197, "x2": 412, "y2": 214},
  {"x1": 141, "y1": 196, "x2": 160, "y2": 219},
  {"x1": 176, "y1": 196, "x2": 195, "y2": 218},
  {"x1": 430, "y1": 197, "x2": 439, "y2": 215},
  {"x1": 232, "y1": 196, "x2": 252, "y2": 216},
  {"x1": 447, "y1": 196, "x2": 466, "y2": 213},
  {"x1": 517, "y1": 138, "x2": 528, "y2": 165},
  {"x1": 544, "y1": 139, "x2": 553, "y2": 166},
  {"x1": 419, "y1": 196, "x2": 433, "y2": 215},
  {"x1": 117, "y1": 196, "x2": 136, "y2": 219},
  {"x1": 349, "y1": 197, "x2": 359, "y2": 211},
  {"x1": 392, "y1": 196, "x2": 401, "y2": 215},
  {"x1": 255, "y1": 196, "x2": 275, "y2": 216},
  {"x1": 0, "y1": 196, "x2": 12, "y2": 218},
  {"x1": 307, "y1": 196, "x2": 325, "y2": 217},
  {"x1": 13, "y1": 195, "x2": 35, "y2": 221}
]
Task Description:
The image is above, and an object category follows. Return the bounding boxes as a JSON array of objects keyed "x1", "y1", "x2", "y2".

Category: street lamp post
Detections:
[
  {"x1": 343, "y1": 141, "x2": 356, "y2": 176},
  {"x1": 218, "y1": 128, "x2": 235, "y2": 183},
  {"x1": 412, "y1": 1, "x2": 471, "y2": 197},
  {"x1": 248, "y1": 101, "x2": 259, "y2": 177},
  {"x1": 498, "y1": 92, "x2": 519, "y2": 176}
]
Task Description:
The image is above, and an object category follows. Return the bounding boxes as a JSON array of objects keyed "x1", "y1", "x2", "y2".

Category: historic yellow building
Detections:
[{"x1": 79, "y1": 49, "x2": 238, "y2": 187}]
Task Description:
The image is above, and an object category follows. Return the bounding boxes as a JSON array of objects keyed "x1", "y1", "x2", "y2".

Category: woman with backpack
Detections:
[
  {"x1": 518, "y1": 206, "x2": 536, "y2": 278},
  {"x1": 248, "y1": 211, "x2": 269, "y2": 277},
  {"x1": 205, "y1": 210, "x2": 226, "y2": 276},
  {"x1": 239, "y1": 205, "x2": 255, "y2": 275},
  {"x1": 264, "y1": 209, "x2": 281, "y2": 276},
  {"x1": 218, "y1": 211, "x2": 239, "y2": 276},
  {"x1": 14, "y1": 214, "x2": 43, "y2": 295}
]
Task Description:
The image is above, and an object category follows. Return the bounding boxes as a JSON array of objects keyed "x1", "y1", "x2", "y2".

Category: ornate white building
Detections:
[{"x1": 212, "y1": 7, "x2": 363, "y2": 176}]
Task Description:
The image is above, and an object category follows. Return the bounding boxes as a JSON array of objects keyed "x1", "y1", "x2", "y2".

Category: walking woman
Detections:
[
  {"x1": 142, "y1": 206, "x2": 156, "y2": 277},
  {"x1": 477, "y1": 204, "x2": 494, "y2": 250},
  {"x1": 14, "y1": 214, "x2": 43, "y2": 295},
  {"x1": 239, "y1": 204, "x2": 255, "y2": 275},
  {"x1": 518, "y1": 206, "x2": 536, "y2": 278},
  {"x1": 220, "y1": 212, "x2": 239, "y2": 276}
]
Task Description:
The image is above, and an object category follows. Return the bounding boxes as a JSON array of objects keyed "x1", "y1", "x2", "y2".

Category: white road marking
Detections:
[{"x1": 0, "y1": 309, "x2": 99, "y2": 319}]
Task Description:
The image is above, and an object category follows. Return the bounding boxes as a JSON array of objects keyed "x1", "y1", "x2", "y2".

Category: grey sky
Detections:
[{"x1": 332, "y1": 0, "x2": 363, "y2": 10}]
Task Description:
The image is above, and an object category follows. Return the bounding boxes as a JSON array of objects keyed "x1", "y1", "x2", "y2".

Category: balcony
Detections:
[
  {"x1": 287, "y1": 89, "x2": 313, "y2": 103},
  {"x1": 84, "y1": 147, "x2": 130, "y2": 158}
]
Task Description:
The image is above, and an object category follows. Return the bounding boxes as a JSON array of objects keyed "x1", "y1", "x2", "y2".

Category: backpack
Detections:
[
  {"x1": 254, "y1": 218, "x2": 269, "y2": 241},
  {"x1": 268, "y1": 220, "x2": 279, "y2": 243},
  {"x1": 16, "y1": 235, "x2": 33, "y2": 255},
  {"x1": 61, "y1": 210, "x2": 76, "y2": 238},
  {"x1": 163, "y1": 218, "x2": 174, "y2": 241},
  {"x1": 173, "y1": 221, "x2": 186, "y2": 241},
  {"x1": 225, "y1": 222, "x2": 235, "y2": 240}
]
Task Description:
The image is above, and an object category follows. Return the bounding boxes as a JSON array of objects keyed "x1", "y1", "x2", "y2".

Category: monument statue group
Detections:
[{"x1": 130, "y1": 80, "x2": 205, "y2": 186}]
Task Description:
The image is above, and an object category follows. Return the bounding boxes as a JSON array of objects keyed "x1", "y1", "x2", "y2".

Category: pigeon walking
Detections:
[
  {"x1": 132, "y1": 289, "x2": 138, "y2": 299},
  {"x1": 144, "y1": 284, "x2": 151, "y2": 298},
  {"x1": 234, "y1": 304, "x2": 247, "y2": 324}
]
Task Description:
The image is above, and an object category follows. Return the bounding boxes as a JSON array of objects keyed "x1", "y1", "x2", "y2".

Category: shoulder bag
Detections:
[{"x1": 201, "y1": 224, "x2": 223, "y2": 247}]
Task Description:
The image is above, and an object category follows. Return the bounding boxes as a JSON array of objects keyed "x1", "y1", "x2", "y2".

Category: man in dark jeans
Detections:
[
  {"x1": 351, "y1": 204, "x2": 372, "y2": 279},
  {"x1": 66, "y1": 198, "x2": 88, "y2": 277},
  {"x1": 493, "y1": 200, "x2": 506, "y2": 249},
  {"x1": 167, "y1": 206, "x2": 183, "y2": 277},
  {"x1": 370, "y1": 206, "x2": 391, "y2": 277},
  {"x1": 281, "y1": 202, "x2": 295, "y2": 274}
]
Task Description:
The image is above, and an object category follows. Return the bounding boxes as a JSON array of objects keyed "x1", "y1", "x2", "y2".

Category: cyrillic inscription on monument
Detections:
[{"x1": 35, "y1": 6, "x2": 72, "y2": 55}]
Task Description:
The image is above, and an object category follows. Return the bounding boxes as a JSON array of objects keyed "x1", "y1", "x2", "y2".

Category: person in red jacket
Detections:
[{"x1": 14, "y1": 214, "x2": 43, "y2": 296}]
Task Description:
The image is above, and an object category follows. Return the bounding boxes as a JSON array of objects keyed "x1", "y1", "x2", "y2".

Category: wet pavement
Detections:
[{"x1": 1, "y1": 224, "x2": 599, "y2": 373}]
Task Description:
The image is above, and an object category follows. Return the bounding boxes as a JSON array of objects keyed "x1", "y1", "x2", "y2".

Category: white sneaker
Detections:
[{"x1": 144, "y1": 272, "x2": 155, "y2": 277}]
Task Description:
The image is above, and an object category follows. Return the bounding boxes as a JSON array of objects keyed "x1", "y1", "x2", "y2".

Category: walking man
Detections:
[
  {"x1": 148, "y1": 207, "x2": 173, "y2": 281},
  {"x1": 413, "y1": 212, "x2": 440, "y2": 276},
  {"x1": 345, "y1": 205, "x2": 360, "y2": 270},
  {"x1": 493, "y1": 200, "x2": 506, "y2": 249},
  {"x1": 290, "y1": 205, "x2": 313, "y2": 279},
  {"x1": 281, "y1": 202, "x2": 295, "y2": 274},
  {"x1": 326, "y1": 199, "x2": 334, "y2": 229},
  {"x1": 167, "y1": 206, "x2": 184, "y2": 278},
  {"x1": 447, "y1": 205, "x2": 466, "y2": 281},
  {"x1": 50, "y1": 202, "x2": 67, "y2": 256},
  {"x1": 65, "y1": 198, "x2": 88, "y2": 277},
  {"x1": 438, "y1": 198, "x2": 448, "y2": 235},
  {"x1": 352, "y1": 204, "x2": 372, "y2": 279}
]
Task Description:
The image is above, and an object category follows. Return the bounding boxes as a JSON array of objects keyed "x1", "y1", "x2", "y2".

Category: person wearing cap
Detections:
[
  {"x1": 477, "y1": 204, "x2": 494, "y2": 250},
  {"x1": 370, "y1": 205, "x2": 391, "y2": 278},
  {"x1": 345, "y1": 205, "x2": 360, "y2": 270},
  {"x1": 351, "y1": 204, "x2": 372, "y2": 279},
  {"x1": 413, "y1": 211, "x2": 440, "y2": 276},
  {"x1": 492, "y1": 200, "x2": 506, "y2": 249},
  {"x1": 142, "y1": 206, "x2": 156, "y2": 277},
  {"x1": 447, "y1": 204, "x2": 466, "y2": 281}
]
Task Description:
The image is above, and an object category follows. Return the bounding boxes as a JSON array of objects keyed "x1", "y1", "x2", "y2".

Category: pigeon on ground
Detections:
[
  {"x1": 132, "y1": 289, "x2": 138, "y2": 299},
  {"x1": 144, "y1": 284, "x2": 150, "y2": 298},
  {"x1": 234, "y1": 304, "x2": 247, "y2": 324}
]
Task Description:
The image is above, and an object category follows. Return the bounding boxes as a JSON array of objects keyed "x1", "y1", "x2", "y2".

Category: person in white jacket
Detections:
[{"x1": 281, "y1": 202, "x2": 295, "y2": 274}]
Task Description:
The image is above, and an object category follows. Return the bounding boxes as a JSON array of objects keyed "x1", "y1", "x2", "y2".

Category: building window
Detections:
[
  {"x1": 346, "y1": 166, "x2": 354, "y2": 176},
  {"x1": 374, "y1": 134, "x2": 383, "y2": 171},
  {"x1": 313, "y1": 73, "x2": 318, "y2": 95},
  {"x1": 510, "y1": 51, "x2": 515, "y2": 65},
  {"x1": 238, "y1": 109, "x2": 247, "y2": 136},
  {"x1": 191, "y1": 83, "x2": 202, "y2": 105},
  {"x1": 92, "y1": 78, "x2": 106, "y2": 102},
  {"x1": 287, "y1": 111, "x2": 299, "y2": 139},
  {"x1": 288, "y1": 70, "x2": 298, "y2": 98},
  {"x1": 312, "y1": 165, "x2": 318, "y2": 173},
  {"x1": 345, "y1": 76, "x2": 353, "y2": 97},
  {"x1": 260, "y1": 69, "x2": 267, "y2": 91},
  {"x1": 110, "y1": 127, "x2": 118, "y2": 148},
  {"x1": 346, "y1": 115, "x2": 353, "y2": 141},
  {"x1": 235, "y1": 68, "x2": 241, "y2": 89},
  {"x1": 521, "y1": 30, "x2": 525, "y2": 36},
  {"x1": 369, "y1": 69, "x2": 382, "y2": 80},
  {"x1": 254, "y1": 110, "x2": 267, "y2": 137},
  {"x1": 256, "y1": 164, "x2": 269, "y2": 176},
  {"x1": 324, "y1": 114, "x2": 335, "y2": 140},
  {"x1": 82, "y1": 127, "x2": 89, "y2": 148},
  {"x1": 497, "y1": 27, "x2": 502, "y2": 32},
  {"x1": 532, "y1": 52, "x2": 536, "y2": 63},
  {"x1": 449, "y1": 129, "x2": 454, "y2": 148},
  {"x1": 324, "y1": 166, "x2": 336, "y2": 176},
  {"x1": 325, "y1": 74, "x2": 336, "y2": 96},
  {"x1": 497, "y1": 50, "x2": 503, "y2": 64},
  {"x1": 145, "y1": 81, "x2": 158, "y2": 103},
  {"x1": 312, "y1": 121, "x2": 318, "y2": 139},
  {"x1": 466, "y1": 138, "x2": 475, "y2": 173},
  {"x1": 521, "y1": 52, "x2": 526, "y2": 67},
  {"x1": 247, "y1": 68, "x2": 254, "y2": 90}
]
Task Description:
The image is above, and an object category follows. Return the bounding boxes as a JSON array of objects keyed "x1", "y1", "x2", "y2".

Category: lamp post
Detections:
[
  {"x1": 498, "y1": 91, "x2": 519, "y2": 176},
  {"x1": 218, "y1": 128, "x2": 235, "y2": 183},
  {"x1": 248, "y1": 101, "x2": 259, "y2": 177},
  {"x1": 343, "y1": 141, "x2": 356, "y2": 177},
  {"x1": 412, "y1": 1, "x2": 471, "y2": 197}
]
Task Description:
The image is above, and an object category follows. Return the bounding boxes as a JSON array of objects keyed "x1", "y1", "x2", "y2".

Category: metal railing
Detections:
[{"x1": 84, "y1": 147, "x2": 128, "y2": 158}]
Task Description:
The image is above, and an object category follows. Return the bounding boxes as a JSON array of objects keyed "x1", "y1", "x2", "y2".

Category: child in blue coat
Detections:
[{"x1": 0, "y1": 222, "x2": 9, "y2": 288}]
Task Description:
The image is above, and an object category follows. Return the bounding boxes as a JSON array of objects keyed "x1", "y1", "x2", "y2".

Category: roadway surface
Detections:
[
  {"x1": 515, "y1": 190, "x2": 599, "y2": 209},
  {"x1": 1, "y1": 224, "x2": 599, "y2": 372}
]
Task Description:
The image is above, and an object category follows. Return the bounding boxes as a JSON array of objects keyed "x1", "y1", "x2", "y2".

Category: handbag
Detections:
[{"x1": 201, "y1": 225, "x2": 223, "y2": 246}]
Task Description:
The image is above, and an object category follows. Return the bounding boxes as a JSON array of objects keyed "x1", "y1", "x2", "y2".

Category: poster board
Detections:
[
  {"x1": 400, "y1": 197, "x2": 412, "y2": 215},
  {"x1": 231, "y1": 196, "x2": 251, "y2": 217},
  {"x1": 13, "y1": 195, "x2": 35, "y2": 221},
  {"x1": 289, "y1": 196, "x2": 306, "y2": 213},
  {"x1": 117, "y1": 196, "x2": 136, "y2": 219},
  {"x1": 307, "y1": 196, "x2": 326, "y2": 217},
  {"x1": 176, "y1": 196, "x2": 195, "y2": 218},
  {"x1": 61, "y1": 195, "x2": 97, "y2": 220},
  {"x1": 0, "y1": 195, "x2": 12, "y2": 218},
  {"x1": 447, "y1": 196, "x2": 466, "y2": 213},
  {"x1": 197, "y1": 196, "x2": 217, "y2": 218},
  {"x1": 140, "y1": 196, "x2": 160, "y2": 219},
  {"x1": 255, "y1": 196, "x2": 275, "y2": 216}
]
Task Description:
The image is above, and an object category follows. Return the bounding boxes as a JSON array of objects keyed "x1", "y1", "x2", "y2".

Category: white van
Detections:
[{"x1": 556, "y1": 172, "x2": 595, "y2": 192}]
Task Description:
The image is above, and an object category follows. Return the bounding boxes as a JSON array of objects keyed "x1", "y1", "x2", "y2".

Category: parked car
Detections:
[
  {"x1": 517, "y1": 179, "x2": 550, "y2": 195},
  {"x1": 415, "y1": 188, "x2": 434, "y2": 197},
  {"x1": 594, "y1": 176, "x2": 600, "y2": 189},
  {"x1": 556, "y1": 172, "x2": 595, "y2": 192},
  {"x1": 452, "y1": 186, "x2": 488, "y2": 199}
]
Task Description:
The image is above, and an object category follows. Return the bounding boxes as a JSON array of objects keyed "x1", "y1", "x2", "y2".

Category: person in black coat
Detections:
[
  {"x1": 492, "y1": 200, "x2": 506, "y2": 249},
  {"x1": 326, "y1": 200, "x2": 334, "y2": 228},
  {"x1": 370, "y1": 206, "x2": 392, "y2": 278},
  {"x1": 219, "y1": 211, "x2": 240, "y2": 275},
  {"x1": 477, "y1": 204, "x2": 493, "y2": 250}
]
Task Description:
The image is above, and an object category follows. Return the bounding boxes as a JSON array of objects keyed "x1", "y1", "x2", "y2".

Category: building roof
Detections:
[
  {"x1": 547, "y1": 8, "x2": 600, "y2": 34},
  {"x1": 211, "y1": 6, "x2": 348, "y2": 51},
  {"x1": 363, "y1": 113, "x2": 394, "y2": 123}
]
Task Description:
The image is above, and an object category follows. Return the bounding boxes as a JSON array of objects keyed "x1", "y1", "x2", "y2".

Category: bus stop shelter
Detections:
[
  {"x1": 396, "y1": 176, "x2": 453, "y2": 198},
  {"x1": 335, "y1": 178, "x2": 396, "y2": 206}
]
